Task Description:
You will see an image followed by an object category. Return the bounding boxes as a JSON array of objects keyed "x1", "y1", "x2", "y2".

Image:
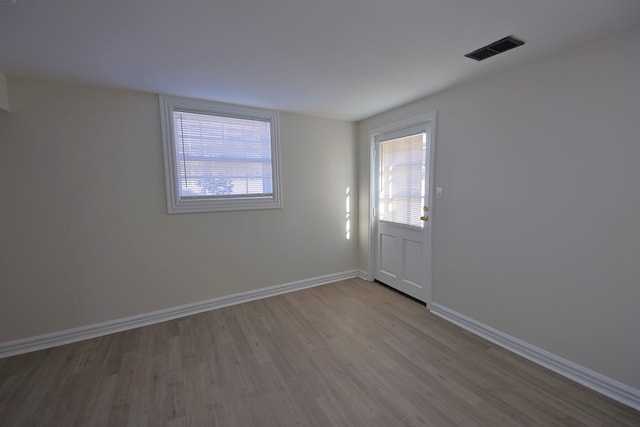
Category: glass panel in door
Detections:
[{"x1": 378, "y1": 132, "x2": 427, "y2": 228}]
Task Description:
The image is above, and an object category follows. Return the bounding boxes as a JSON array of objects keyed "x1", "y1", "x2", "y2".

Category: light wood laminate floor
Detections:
[{"x1": 1, "y1": 278, "x2": 638, "y2": 426}]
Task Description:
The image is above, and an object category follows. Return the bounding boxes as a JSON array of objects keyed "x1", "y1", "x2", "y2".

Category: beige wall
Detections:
[
  {"x1": 359, "y1": 27, "x2": 640, "y2": 389},
  {"x1": 0, "y1": 78, "x2": 358, "y2": 342}
]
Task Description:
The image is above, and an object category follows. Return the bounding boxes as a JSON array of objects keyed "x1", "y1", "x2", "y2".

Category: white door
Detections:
[{"x1": 374, "y1": 122, "x2": 433, "y2": 302}]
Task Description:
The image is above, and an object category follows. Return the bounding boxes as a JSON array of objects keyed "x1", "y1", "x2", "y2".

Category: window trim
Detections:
[{"x1": 159, "y1": 95, "x2": 282, "y2": 214}]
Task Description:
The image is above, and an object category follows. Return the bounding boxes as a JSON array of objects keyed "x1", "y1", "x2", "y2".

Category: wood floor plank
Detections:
[{"x1": 1, "y1": 278, "x2": 639, "y2": 426}]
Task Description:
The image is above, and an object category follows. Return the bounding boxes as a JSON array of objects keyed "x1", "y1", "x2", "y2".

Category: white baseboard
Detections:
[
  {"x1": 430, "y1": 303, "x2": 640, "y2": 412},
  {"x1": 0, "y1": 270, "x2": 360, "y2": 359}
]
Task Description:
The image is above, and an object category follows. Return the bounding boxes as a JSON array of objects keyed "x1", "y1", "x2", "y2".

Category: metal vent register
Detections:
[{"x1": 465, "y1": 36, "x2": 525, "y2": 61}]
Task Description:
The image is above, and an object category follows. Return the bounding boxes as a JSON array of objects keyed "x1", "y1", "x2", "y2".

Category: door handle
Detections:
[{"x1": 420, "y1": 215, "x2": 429, "y2": 221}]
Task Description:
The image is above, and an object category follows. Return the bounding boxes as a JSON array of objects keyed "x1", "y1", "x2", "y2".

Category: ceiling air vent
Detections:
[{"x1": 464, "y1": 36, "x2": 525, "y2": 61}]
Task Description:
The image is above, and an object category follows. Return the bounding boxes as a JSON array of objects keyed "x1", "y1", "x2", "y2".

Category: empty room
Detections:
[{"x1": 1, "y1": 0, "x2": 639, "y2": 425}]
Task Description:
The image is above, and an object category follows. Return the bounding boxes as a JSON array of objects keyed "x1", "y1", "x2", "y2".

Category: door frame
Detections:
[{"x1": 367, "y1": 111, "x2": 437, "y2": 306}]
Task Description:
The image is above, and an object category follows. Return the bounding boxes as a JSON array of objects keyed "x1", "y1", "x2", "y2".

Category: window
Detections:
[
  {"x1": 378, "y1": 128, "x2": 427, "y2": 228},
  {"x1": 160, "y1": 96, "x2": 282, "y2": 213}
]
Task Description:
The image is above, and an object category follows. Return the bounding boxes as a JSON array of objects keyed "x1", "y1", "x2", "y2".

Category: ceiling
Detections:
[{"x1": 1, "y1": 0, "x2": 639, "y2": 121}]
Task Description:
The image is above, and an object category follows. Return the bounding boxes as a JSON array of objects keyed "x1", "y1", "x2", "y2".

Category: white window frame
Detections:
[{"x1": 159, "y1": 95, "x2": 283, "y2": 214}]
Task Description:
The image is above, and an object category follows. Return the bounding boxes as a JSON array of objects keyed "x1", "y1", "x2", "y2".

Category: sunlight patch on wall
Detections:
[{"x1": 346, "y1": 186, "x2": 351, "y2": 240}]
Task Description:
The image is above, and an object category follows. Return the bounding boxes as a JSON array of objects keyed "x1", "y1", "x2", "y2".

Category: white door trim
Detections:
[{"x1": 367, "y1": 112, "x2": 437, "y2": 306}]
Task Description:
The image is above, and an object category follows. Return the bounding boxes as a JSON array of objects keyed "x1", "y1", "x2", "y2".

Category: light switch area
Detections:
[{"x1": 436, "y1": 186, "x2": 443, "y2": 199}]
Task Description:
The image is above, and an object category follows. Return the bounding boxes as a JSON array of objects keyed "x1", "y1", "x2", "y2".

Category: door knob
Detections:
[{"x1": 420, "y1": 215, "x2": 429, "y2": 221}]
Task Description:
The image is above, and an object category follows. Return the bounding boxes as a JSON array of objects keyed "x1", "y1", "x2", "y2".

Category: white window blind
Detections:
[
  {"x1": 173, "y1": 111, "x2": 273, "y2": 198},
  {"x1": 379, "y1": 132, "x2": 426, "y2": 228}
]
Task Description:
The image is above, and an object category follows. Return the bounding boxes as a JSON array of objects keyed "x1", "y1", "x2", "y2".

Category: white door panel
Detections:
[
  {"x1": 378, "y1": 233, "x2": 397, "y2": 277},
  {"x1": 376, "y1": 220, "x2": 428, "y2": 300},
  {"x1": 402, "y1": 238, "x2": 423, "y2": 286}
]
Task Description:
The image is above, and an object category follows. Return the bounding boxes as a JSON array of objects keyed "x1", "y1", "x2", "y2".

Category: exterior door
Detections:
[{"x1": 374, "y1": 122, "x2": 432, "y2": 302}]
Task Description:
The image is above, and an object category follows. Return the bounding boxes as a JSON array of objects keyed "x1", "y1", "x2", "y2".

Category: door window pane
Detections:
[{"x1": 379, "y1": 132, "x2": 426, "y2": 227}]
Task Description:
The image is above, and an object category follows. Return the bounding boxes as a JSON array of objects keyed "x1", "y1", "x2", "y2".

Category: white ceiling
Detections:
[{"x1": 1, "y1": 0, "x2": 639, "y2": 121}]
